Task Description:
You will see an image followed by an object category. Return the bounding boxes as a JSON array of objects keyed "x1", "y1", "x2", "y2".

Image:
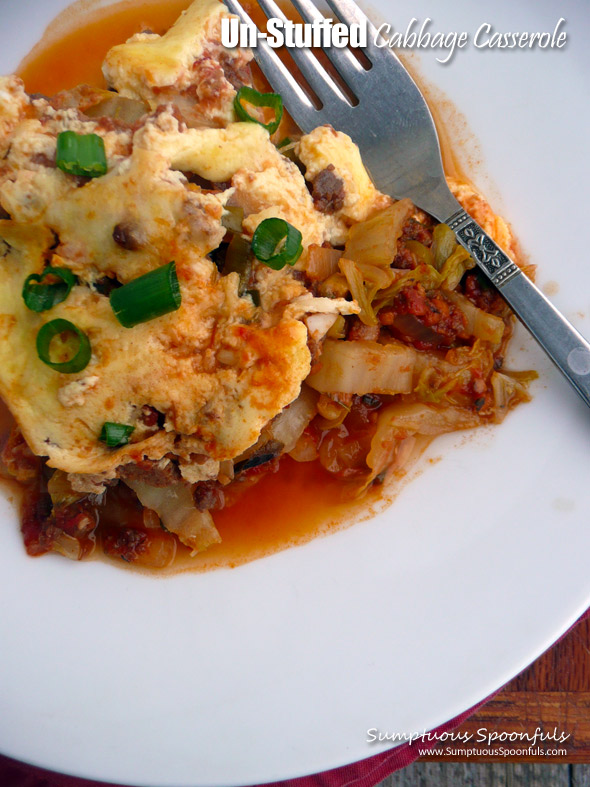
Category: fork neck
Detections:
[{"x1": 404, "y1": 178, "x2": 460, "y2": 224}]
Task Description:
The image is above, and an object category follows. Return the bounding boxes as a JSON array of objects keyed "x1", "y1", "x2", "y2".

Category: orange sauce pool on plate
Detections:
[
  {"x1": 18, "y1": 0, "x2": 192, "y2": 94},
  {"x1": 13, "y1": 0, "x2": 389, "y2": 573}
]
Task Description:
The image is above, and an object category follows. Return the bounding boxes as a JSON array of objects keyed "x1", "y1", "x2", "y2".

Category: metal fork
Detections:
[{"x1": 224, "y1": 0, "x2": 590, "y2": 409}]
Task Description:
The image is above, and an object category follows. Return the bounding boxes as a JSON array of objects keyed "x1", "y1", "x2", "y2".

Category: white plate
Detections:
[{"x1": 1, "y1": 1, "x2": 589, "y2": 785}]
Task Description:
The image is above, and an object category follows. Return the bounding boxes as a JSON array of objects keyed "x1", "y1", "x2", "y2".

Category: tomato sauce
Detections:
[{"x1": 10, "y1": 0, "x2": 396, "y2": 573}]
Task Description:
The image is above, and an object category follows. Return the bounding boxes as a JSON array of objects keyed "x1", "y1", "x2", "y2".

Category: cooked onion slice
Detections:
[
  {"x1": 306, "y1": 339, "x2": 415, "y2": 395},
  {"x1": 305, "y1": 246, "x2": 342, "y2": 281},
  {"x1": 124, "y1": 479, "x2": 221, "y2": 554},
  {"x1": 339, "y1": 258, "x2": 377, "y2": 326},
  {"x1": 84, "y1": 95, "x2": 148, "y2": 124},
  {"x1": 365, "y1": 401, "x2": 482, "y2": 487},
  {"x1": 372, "y1": 401, "x2": 482, "y2": 437},
  {"x1": 269, "y1": 385, "x2": 318, "y2": 452},
  {"x1": 53, "y1": 532, "x2": 85, "y2": 561}
]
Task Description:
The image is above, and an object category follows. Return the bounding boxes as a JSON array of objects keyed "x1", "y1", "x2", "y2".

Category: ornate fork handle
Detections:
[{"x1": 446, "y1": 207, "x2": 590, "y2": 408}]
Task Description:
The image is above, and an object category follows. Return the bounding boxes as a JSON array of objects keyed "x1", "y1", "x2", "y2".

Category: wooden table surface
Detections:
[{"x1": 422, "y1": 616, "x2": 590, "y2": 763}]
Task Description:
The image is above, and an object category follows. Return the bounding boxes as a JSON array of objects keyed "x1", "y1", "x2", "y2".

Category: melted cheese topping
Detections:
[
  {"x1": 0, "y1": 219, "x2": 312, "y2": 474},
  {"x1": 0, "y1": 61, "x2": 370, "y2": 485}
]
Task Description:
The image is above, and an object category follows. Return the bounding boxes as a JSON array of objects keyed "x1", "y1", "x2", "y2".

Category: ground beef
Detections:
[
  {"x1": 392, "y1": 244, "x2": 416, "y2": 270},
  {"x1": 379, "y1": 283, "x2": 468, "y2": 350},
  {"x1": 1, "y1": 425, "x2": 40, "y2": 483},
  {"x1": 139, "y1": 405, "x2": 163, "y2": 428},
  {"x1": 54, "y1": 502, "x2": 98, "y2": 541},
  {"x1": 311, "y1": 165, "x2": 345, "y2": 214},
  {"x1": 102, "y1": 527, "x2": 148, "y2": 562},
  {"x1": 393, "y1": 217, "x2": 435, "y2": 269},
  {"x1": 150, "y1": 102, "x2": 188, "y2": 131},
  {"x1": 463, "y1": 272, "x2": 507, "y2": 316},
  {"x1": 117, "y1": 459, "x2": 181, "y2": 487},
  {"x1": 30, "y1": 152, "x2": 56, "y2": 168},
  {"x1": 94, "y1": 115, "x2": 133, "y2": 134},
  {"x1": 21, "y1": 489, "x2": 57, "y2": 557},
  {"x1": 193, "y1": 480, "x2": 225, "y2": 512},
  {"x1": 347, "y1": 317, "x2": 380, "y2": 342},
  {"x1": 182, "y1": 171, "x2": 230, "y2": 191},
  {"x1": 219, "y1": 54, "x2": 252, "y2": 90},
  {"x1": 402, "y1": 217, "x2": 434, "y2": 246},
  {"x1": 112, "y1": 221, "x2": 145, "y2": 251}
]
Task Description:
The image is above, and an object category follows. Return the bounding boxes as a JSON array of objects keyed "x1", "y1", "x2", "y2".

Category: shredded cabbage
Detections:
[
  {"x1": 363, "y1": 401, "x2": 481, "y2": 489},
  {"x1": 445, "y1": 290, "x2": 505, "y2": 344},
  {"x1": 307, "y1": 339, "x2": 415, "y2": 395},
  {"x1": 439, "y1": 246, "x2": 475, "y2": 290},
  {"x1": 124, "y1": 479, "x2": 221, "y2": 554},
  {"x1": 431, "y1": 223, "x2": 456, "y2": 270},
  {"x1": 344, "y1": 199, "x2": 413, "y2": 267},
  {"x1": 404, "y1": 240, "x2": 434, "y2": 267},
  {"x1": 374, "y1": 263, "x2": 442, "y2": 311},
  {"x1": 491, "y1": 371, "x2": 534, "y2": 422},
  {"x1": 371, "y1": 401, "x2": 481, "y2": 438},
  {"x1": 339, "y1": 258, "x2": 377, "y2": 326},
  {"x1": 412, "y1": 341, "x2": 494, "y2": 404}
]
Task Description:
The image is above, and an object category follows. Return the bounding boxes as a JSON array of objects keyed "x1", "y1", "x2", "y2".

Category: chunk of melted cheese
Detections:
[
  {"x1": 297, "y1": 125, "x2": 391, "y2": 225},
  {"x1": 102, "y1": 0, "x2": 251, "y2": 127},
  {"x1": 0, "y1": 76, "x2": 30, "y2": 157}
]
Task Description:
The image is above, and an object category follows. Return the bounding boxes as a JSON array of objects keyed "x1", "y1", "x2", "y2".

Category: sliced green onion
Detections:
[
  {"x1": 251, "y1": 218, "x2": 303, "y2": 271},
  {"x1": 277, "y1": 137, "x2": 292, "y2": 148},
  {"x1": 22, "y1": 267, "x2": 77, "y2": 312},
  {"x1": 56, "y1": 131, "x2": 108, "y2": 178},
  {"x1": 36, "y1": 318, "x2": 91, "y2": 374},
  {"x1": 234, "y1": 86, "x2": 283, "y2": 135},
  {"x1": 110, "y1": 261, "x2": 181, "y2": 328},
  {"x1": 99, "y1": 422, "x2": 135, "y2": 448}
]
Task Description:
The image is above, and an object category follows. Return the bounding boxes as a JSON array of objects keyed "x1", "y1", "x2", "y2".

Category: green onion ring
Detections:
[
  {"x1": 36, "y1": 318, "x2": 91, "y2": 374},
  {"x1": 99, "y1": 422, "x2": 135, "y2": 448},
  {"x1": 110, "y1": 261, "x2": 181, "y2": 329},
  {"x1": 56, "y1": 131, "x2": 108, "y2": 179},
  {"x1": 234, "y1": 86, "x2": 283, "y2": 135},
  {"x1": 251, "y1": 218, "x2": 303, "y2": 270},
  {"x1": 22, "y1": 267, "x2": 77, "y2": 312}
]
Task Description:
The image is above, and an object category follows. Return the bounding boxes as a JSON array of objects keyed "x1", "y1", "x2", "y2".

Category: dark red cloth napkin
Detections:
[{"x1": 3, "y1": 610, "x2": 588, "y2": 787}]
